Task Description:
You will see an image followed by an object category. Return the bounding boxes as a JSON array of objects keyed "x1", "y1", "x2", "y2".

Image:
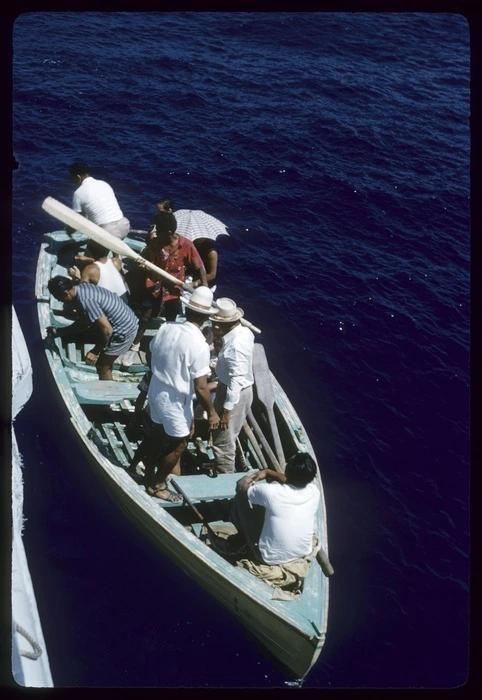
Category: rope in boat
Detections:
[{"x1": 14, "y1": 622, "x2": 43, "y2": 660}]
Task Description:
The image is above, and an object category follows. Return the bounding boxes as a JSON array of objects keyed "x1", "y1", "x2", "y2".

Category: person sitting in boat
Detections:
[
  {"x1": 137, "y1": 286, "x2": 219, "y2": 503},
  {"x1": 229, "y1": 452, "x2": 320, "y2": 565},
  {"x1": 66, "y1": 161, "x2": 130, "y2": 264},
  {"x1": 67, "y1": 241, "x2": 130, "y2": 304},
  {"x1": 209, "y1": 298, "x2": 254, "y2": 474},
  {"x1": 121, "y1": 212, "x2": 207, "y2": 367},
  {"x1": 46, "y1": 276, "x2": 138, "y2": 381}
]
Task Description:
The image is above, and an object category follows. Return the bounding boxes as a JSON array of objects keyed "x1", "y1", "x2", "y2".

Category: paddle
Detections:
[
  {"x1": 169, "y1": 477, "x2": 220, "y2": 542},
  {"x1": 252, "y1": 343, "x2": 286, "y2": 470},
  {"x1": 41, "y1": 197, "x2": 261, "y2": 334},
  {"x1": 246, "y1": 409, "x2": 281, "y2": 472},
  {"x1": 242, "y1": 421, "x2": 270, "y2": 471}
]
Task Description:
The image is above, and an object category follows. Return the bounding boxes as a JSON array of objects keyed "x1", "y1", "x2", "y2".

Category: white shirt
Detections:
[
  {"x1": 248, "y1": 481, "x2": 320, "y2": 564},
  {"x1": 94, "y1": 259, "x2": 128, "y2": 297},
  {"x1": 215, "y1": 324, "x2": 254, "y2": 411},
  {"x1": 72, "y1": 176, "x2": 124, "y2": 225},
  {"x1": 148, "y1": 321, "x2": 210, "y2": 436}
]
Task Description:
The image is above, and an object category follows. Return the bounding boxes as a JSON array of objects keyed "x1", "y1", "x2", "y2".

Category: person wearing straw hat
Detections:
[
  {"x1": 210, "y1": 298, "x2": 255, "y2": 474},
  {"x1": 139, "y1": 286, "x2": 220, "y2": 502}
]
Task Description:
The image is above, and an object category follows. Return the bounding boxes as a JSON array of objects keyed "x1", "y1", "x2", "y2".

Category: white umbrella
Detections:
[{"x1": 174, "y1": 209, "x2": 229, "y2": 242}]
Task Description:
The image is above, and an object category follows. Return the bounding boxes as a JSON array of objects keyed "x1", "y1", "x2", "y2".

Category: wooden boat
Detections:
[{"x1": 34, "y1": 228, "x2": 331, "y2": 681}]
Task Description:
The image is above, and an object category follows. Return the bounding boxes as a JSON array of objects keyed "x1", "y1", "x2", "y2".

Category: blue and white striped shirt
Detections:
[{"x1": 75, "y1": 283, "x2": 138, "y2": 342}]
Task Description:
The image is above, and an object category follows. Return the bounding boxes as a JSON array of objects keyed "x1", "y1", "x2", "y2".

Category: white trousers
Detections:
[{"x1": 212, "y1": 384, "x2": 253, "y2": 473}]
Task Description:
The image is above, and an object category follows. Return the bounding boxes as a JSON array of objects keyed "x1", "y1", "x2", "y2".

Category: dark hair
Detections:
[
  {"x1": 153, "y1": 212, "x2": 177, "y2": 236},
  {"x1": 194, "y1": 238, "x2": 216, "y2": 256},
  {"x1": 284, "y1": 452, "x2": 317, "y2": 487},
  {"x1": 88, "y1": 241, "x2": 110, "y2": 259},
  {"x1": 69, "y1": 161, "x2": 90, "y2": 177},
  {"x1": 48, "y1": 275, "x2": 74, "y2": 301},
  {"x1": 157, "y1": 197, "x2": 174, "y2": 212}
]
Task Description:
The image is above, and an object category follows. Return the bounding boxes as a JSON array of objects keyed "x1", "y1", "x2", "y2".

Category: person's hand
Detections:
[
  {"x1": 68, "y1": 265, "x2": 81, "y2": 281},
  {"x1": 85, "y1": 351, "x2": 99, "y2": 366},
  {"x1": 250, "y1": 469, "x2": 268, "y2": 483},
  {"x1": 215, "y1": 409, "x2": 230, "y2": 430},
  {"x1": 208, "y1": 410, "x2": 220, "y2": 431}
]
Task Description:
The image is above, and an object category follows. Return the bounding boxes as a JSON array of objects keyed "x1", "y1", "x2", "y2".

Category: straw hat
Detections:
[
  {"x1": 181, "y1": 286, "x2": 217, "y2": 315},
  {"x1": 210, "y1": 298, "x2": 244, "y2": 323}
]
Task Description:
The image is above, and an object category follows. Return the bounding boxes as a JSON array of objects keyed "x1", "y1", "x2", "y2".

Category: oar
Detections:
[
  {"x1": 246, "y1": 409, "x2": 282, "y2": 473},
  {"x1": 252, "y1": 343, "x2": 286, "y2": 470},
  {"x1": 41, "y1": 197, "x2": 261, "y2": 335},
  {"x1": 242, "y1": 421, "x2": 270, "y2": 471},
  {"x1": 169, "y1": 477, "x2": 220, "y2": 544}
]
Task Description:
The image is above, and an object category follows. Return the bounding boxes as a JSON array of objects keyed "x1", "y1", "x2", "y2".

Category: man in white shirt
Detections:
[
  {"x1": 66, "y1": 161, "x2": 130, "y2": 240},
  {"x1": 209, "y1": 298, "x2": 254, "y2": 473},
  {"x1": 140, "y1": 287, "x2": 220, "y2": 502},
  {"x1": 230, "y1": 452, "x2": 320, "y2": 565}
]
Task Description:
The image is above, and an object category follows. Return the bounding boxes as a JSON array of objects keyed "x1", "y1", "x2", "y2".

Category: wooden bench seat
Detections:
[
  {"x1": 167, "y1": 471, "x2": 256, "y2": 506},
  {"x1": 72, "y1": 380, "x2": 140, "y2": 405}
]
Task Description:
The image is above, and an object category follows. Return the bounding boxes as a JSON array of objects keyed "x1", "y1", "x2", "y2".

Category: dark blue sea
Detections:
[{"x1": 11, "y1": 11, "x2": 470, "y2": 689}]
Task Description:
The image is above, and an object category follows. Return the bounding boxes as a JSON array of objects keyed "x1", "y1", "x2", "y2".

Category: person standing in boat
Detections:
[
  {"x1": 67, "y1": 241, "x2": 130, "y2": 303},
  {"x1": 229, "y1": 452, "x2": 320, "y2": 565},
  {"x1": 138, "y1": 286, "x2": 219, "y2": 503},
  {"x1": 121, "y1": 212, "x2": 207, "y2": 367},
  {"x1": 209, "y1": 298, "x2": 254, "y2": 474},
  {"x1": 46, "y1": 276, "x2": 138, "y2": 381}
]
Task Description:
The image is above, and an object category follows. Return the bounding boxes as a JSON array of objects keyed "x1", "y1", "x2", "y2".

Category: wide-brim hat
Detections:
[
  {"x1": 181, "y1": 286, "x2": 218, "y2": 315},
  {"x1": 209, "y1": 297, "x2": 244, "y2": 323}
]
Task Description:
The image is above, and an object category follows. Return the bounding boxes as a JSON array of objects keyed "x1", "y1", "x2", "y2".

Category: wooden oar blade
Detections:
[{"x1": 42, "y1": 197, "x2": 140, "y2": 260}]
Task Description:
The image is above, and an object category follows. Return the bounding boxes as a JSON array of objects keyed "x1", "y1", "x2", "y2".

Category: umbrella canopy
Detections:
[{"x1": 174, "y1": 209, "x2": 229, "y2": 242}]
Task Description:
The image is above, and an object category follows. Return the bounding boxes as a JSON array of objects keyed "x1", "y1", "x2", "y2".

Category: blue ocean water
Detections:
[{"x1": 12, "y1": 11, "x2": 470, "y2": 689}]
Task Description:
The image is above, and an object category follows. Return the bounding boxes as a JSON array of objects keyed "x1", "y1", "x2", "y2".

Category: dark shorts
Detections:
[{"x1": 143, "y1": 420, "x2": 189, "y2": 468}]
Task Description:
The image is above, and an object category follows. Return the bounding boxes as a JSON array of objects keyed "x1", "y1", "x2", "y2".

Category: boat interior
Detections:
[{"x1": 42, "y1": 234, "x2": 313, "y2": 563}]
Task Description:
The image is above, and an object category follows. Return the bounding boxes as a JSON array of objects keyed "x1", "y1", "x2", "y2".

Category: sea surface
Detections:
[{"x1": 11, "y1": 11, "x2": 470, "y2": 689}]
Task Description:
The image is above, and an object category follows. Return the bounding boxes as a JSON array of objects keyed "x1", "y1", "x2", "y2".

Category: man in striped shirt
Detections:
[{"x1": 47, "y1": 276, "x2": 138, "y2": 380}]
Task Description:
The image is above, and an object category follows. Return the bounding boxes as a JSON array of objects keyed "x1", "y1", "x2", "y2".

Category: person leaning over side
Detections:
[
  {"x1": 135, "y1": 286, "x2": 219, "y2": 503},
  {"x1": 46, "y1": 276, "x2": 138, "y2": 381},
  {"x1": 230, "y1": 452, "x2": 320, "y2": 565},
  {"x1": 210, "y1": 298, "x2": 254, "y2": 474},
  {"x1": 66, "y1": 161, "x2": 130, "y2": 264},
  {"x1": 191, "y1": 237, "x2": 219, "y2": 291}
]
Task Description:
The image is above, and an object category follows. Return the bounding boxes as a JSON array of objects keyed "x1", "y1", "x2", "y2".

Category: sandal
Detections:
[{"x1": 146, "y1": 485, "x2": 182, "y2": 503}]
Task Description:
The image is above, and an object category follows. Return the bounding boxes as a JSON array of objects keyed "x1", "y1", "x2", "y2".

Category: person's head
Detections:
[
  {"x1": 69, "y1": 161, "x2": 90, "y2": 185},
  {"x1": 284, "y1": 452, "x2": 317, "y2": 488},
  {"x1": 194, "y1": 238, "x2": 215, "y2": 256},
  {"x1": 209, "y1": 298, "x2": 244, "y2": 336},
  {"x1": 48, "y1": 275, "x2": 76, "y2": 302},
  {"x1": 87, "y1": 241, "x2": 110, "y2": 259},
  {"x1": 182, "y1": 287, "x2": 217, "y2": 326},
  {"x1": 156, "y1": 197, "x2": 174, "y2": 214},
  {"x1": 151, "y1": 212, "x2": 178, "y2": 243}
]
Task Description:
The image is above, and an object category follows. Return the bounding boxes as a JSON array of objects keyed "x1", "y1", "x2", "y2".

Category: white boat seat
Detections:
[{"x1": 72, "y1": 380, "x2": 140, "y2": 405}]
